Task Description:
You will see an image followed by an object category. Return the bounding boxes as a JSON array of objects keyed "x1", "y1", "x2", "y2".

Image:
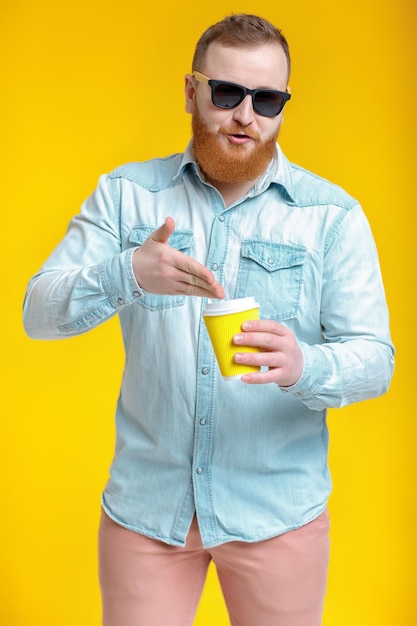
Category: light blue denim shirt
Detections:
[{"x1": 23, "y1": 143, "x2": 394, "y2": 548}]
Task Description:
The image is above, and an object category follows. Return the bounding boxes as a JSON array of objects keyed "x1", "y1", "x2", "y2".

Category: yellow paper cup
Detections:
[{"x1": 203, "y1": 297, "x2": 260, "y2": 380}]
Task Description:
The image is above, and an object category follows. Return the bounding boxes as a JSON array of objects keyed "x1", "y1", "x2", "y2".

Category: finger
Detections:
[
  {"x1": 177, "y1": 283, "x2": 225, "y2": 299},
  {"x1": 171, "y1": 254, "x2": 225, "y2": 297},
  {"x1": 241, "y1": 319, "x2": 287, "y2": 335},
  {"x1": 150, "y1": 216, "x2": 176, "y2": 244},
  {"x1": 240, "y1": 370, "x2": 281, "y2": 385},
  {"x1": 175, "y1": 271, "x2": 225, "y2": 299},
  {"x1": 233, "y1": 329, "x2": 277, "y2": 349},
  {"x1": 174, "y1": 255, "x2": 217, "y2": 285},
  {"x1": 152, "y1": 250, "x2": 222, "y2": 298},
  {"x1": 235, "y1": 350, "x2": 281, "y2": 368},
  {"x1": 234, "y1": 352, "x2": 289, "y2": 385}
]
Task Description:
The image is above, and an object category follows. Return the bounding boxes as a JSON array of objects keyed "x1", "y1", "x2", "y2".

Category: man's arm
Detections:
[
  {"x1": 230, "y1": 204, "x2": 395, "y2": 409},
  {"x1": 23, "y1": 176, "x2": 224, "y2": 340}
]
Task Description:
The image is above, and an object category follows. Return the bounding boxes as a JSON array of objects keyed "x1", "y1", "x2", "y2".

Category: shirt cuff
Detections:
[
  {"x1": 278, "y1": 342, "x2": 331, "y2": 410},
  {"x1": 99, "y1": 247, "x2": 146, "y2": 309}
]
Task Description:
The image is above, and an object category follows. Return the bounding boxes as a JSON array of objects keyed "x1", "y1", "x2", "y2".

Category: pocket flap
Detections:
[
  {"x1": 129, "y1": 226, "x2": 193, "y2": 251},
  {"x1": 241, "y1": 241, "x2": 306, "y2": 272}
]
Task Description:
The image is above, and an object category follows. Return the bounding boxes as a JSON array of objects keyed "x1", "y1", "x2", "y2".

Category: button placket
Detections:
[{"x1": 192, "y1": 211, "x2": 229, "y2": 545}]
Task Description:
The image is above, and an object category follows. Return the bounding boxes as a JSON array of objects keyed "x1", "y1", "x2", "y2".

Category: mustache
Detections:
[{"x1": 219, "y1": 125, "x2": 260, "y2": 140}]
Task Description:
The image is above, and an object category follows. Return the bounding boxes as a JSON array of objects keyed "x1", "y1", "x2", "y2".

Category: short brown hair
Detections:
[{"x1": 192, "y1": 14, "x2": 291, "y2": 78}]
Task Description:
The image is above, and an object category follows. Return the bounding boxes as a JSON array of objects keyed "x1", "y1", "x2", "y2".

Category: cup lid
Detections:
[{"x1": 203, "y1": 296, "x2": 259, "y2": 316}]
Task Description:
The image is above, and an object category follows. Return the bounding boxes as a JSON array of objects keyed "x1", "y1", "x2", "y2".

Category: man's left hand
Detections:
[{"x1": 233, "y1": 320, "x2": 304, "y2": 386}]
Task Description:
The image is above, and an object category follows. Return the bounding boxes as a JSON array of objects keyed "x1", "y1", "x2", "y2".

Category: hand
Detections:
[
  {"x1": 233, "y1": 319, "x2": 304, "y2": 386},
  {"x1": 132, "y1": 217, "x2": 225, "y2": 300}
]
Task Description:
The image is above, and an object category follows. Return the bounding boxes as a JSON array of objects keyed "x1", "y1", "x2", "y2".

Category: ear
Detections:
[{"x1": 184, "y1": 74, "x2": 196, "y2": 114}]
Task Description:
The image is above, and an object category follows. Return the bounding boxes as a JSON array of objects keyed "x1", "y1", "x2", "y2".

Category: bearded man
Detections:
[{"x1": 23, "y1": 13, "x2": 394, "y2": 626}]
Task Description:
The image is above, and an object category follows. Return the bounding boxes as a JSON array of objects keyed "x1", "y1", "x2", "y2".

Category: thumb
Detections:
[{"x1": 150, "y1": 216, "x2": 176, "y2": 244}]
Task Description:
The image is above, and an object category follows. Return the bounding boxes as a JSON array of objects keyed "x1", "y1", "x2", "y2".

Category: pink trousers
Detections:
[{"x1": 99, "y1": 509, "x2": 330, "y2": 626}]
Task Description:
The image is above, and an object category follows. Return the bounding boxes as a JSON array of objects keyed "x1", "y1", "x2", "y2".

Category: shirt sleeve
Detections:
[
  {"x1": 279, "y1": 204, "x2": 395, "y2": 409},
  {"x1": 23, "y1": 174, "x2": 144, "y2": 339}
]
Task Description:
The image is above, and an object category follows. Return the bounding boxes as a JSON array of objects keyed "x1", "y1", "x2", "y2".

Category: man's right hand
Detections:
[{"x1": 132, "y1": 217, "x2": 225, "y2": 300}]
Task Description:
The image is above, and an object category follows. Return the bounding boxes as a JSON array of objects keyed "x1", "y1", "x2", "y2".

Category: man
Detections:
[{"x1": 23, "y1": 13, "x2": 394, "y2": 626}]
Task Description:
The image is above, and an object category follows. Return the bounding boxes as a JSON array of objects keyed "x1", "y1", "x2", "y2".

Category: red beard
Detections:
[{"x1": 191, "y1": 105, "x2": 278, "y2": 185}]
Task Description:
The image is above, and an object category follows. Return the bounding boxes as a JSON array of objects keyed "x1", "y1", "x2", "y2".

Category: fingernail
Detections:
[
  {"x1": 241, "y1": 322, "x2": 252, "y2": 330},
  {"x1": 234, "y1": 353, "x2": 244, "y2": 362},
  {"x1": 234, "y1": 334, "x2": 243, "y2": 344}
]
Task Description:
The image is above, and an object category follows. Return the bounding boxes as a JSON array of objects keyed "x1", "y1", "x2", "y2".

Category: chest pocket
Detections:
[
  {"x1": 129, "y1": 226, "x2": 194, "y2": 311},
  {"x1": 234, "y1": 240, "x2": 306, "y2": 321}
]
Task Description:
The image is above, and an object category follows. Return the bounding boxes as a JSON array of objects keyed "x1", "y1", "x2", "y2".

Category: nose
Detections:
[{"x1": 232, "y1": 94, "x2": 256, "y2": 126}]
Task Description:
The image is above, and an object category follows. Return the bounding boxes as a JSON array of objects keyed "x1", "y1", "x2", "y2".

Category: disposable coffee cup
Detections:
[{"x1": 203, "y1": 297, "x2": 260, "y2": 380}]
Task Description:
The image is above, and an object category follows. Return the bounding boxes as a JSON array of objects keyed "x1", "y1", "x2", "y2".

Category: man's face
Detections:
[{"x1": 185, "y1": 42, "x2": 289, "y2": 186}]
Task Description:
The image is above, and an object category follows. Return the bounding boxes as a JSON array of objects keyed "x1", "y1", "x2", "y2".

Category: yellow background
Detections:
[{"x1": 1, "y1": 0, "x2": 415, "y2": 624}]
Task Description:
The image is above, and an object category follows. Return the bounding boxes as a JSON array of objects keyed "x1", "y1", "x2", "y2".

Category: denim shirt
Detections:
[{"x1": 23, "y1": 143, "x2": 394, "y2": 548}]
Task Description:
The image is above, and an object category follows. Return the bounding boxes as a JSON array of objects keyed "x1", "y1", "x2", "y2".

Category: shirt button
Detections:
[
  {"x1": 200, "y1": 418, "x2": 207, "y2": 426},
  {"x1": 218, "y1": 215, "x2": 225, "y2": 222},
  {"x1": 201, "y1": 367, "x2": 209, "y2": 375},
  {"x1": 117, "y1": 297, "x2": 125, "y2": 305},
  {"x1": 133, "y1": 291, "x2": 141, "y2": 297},
  {"x1": 211, "y1": 263, "x2": 219, "y2": 271},
  {"x1": 267, "y1": 258, "x2": 275, "y2": 266},
  {"x1": 196, "y1": 467, "x2": 203, "y2": 474}
]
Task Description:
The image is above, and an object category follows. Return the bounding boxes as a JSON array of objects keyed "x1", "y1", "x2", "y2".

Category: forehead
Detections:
[{"x1": 202, "y1": 42, "x2": 288, "y2": 89}]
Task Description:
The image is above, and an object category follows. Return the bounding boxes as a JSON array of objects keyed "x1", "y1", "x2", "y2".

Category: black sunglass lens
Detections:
[
  {"x1": 212, "y1": 83, "x2": 244, "y2": 109},
  {"x1": 254, "y1": 91, "x2": 285, "y2": 117}
]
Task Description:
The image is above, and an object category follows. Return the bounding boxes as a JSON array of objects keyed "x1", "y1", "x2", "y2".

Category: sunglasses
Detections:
[{"x1": 193, "y1": 71, "x2": 291, "y2": 118}]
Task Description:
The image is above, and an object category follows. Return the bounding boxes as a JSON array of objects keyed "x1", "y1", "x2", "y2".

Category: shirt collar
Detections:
[{"x1": 174, "y1": 141, "x2": 296, "y2": 204}]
